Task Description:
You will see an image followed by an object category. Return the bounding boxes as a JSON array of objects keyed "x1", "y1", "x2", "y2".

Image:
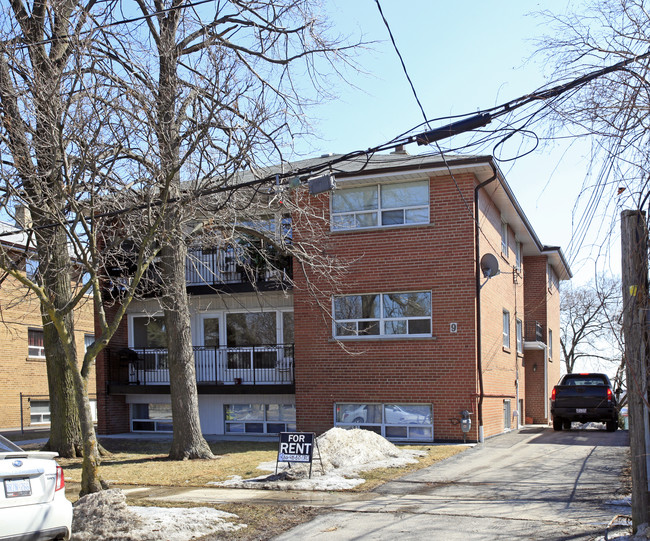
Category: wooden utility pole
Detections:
[{"x1": 621, "y1": 209, "x2": 650, "y2": 531}]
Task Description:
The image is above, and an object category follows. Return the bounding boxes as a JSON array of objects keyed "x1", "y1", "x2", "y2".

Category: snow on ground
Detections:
[
  {"x1": 209, "y1": 427, "x2": 424, "y2": 490},
  {"x1": 71, "y1": 489, "x2": 245, "y2": 541},
  {"x1": 71, "y1": 427, "x2": 421, "y2": 539}
]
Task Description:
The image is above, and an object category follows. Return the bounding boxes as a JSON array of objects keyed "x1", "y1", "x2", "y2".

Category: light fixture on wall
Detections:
[{"x1": 533, "y1": 363, "x2": 537, "y2": 372}]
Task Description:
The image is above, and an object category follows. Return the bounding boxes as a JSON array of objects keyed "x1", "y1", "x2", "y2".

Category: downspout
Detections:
[{"x1": 474, "y1": 164, "x2": 498, "y2": 443}]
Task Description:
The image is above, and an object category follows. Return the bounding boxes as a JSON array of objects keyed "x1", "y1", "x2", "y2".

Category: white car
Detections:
[{"x1": 0, "y1": 434, "x2": 72, "y2": 541}]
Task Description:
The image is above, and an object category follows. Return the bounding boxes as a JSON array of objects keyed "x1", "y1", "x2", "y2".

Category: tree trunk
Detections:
[
  {"x1": 31, "y1": 210, "x2": 84, "y2": 458},
  {"x1": 161, "y1": 227, "x2": 214, "y2": 460}
]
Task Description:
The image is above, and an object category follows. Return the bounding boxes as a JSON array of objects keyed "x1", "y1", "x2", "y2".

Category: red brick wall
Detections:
[
  {"x1": 293, "y1": 172, "x2": 528, "y2": 442},
  {"x1": 476, "y1": 185, "x2": 525, "y2": 434},
  {"x1": 522, "y1": 255, "x2": 562, "y2": 423},
  {"x1": 95, "y1": 304, "x2": 130, "y2": 434}
]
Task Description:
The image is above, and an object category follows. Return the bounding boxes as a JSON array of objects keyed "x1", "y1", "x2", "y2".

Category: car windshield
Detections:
[{"x1": 0, "y1": 435, "x2": 23, "y2": 452}]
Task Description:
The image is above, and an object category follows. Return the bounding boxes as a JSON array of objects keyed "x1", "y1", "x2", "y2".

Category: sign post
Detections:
[{"x1": 276, "y1": 432, "x2": 323, "y2": 478}]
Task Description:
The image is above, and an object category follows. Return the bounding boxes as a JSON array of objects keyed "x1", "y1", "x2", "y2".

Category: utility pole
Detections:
[{"x1": 621, "y1": 209, "x2": 650, "y2": 531}]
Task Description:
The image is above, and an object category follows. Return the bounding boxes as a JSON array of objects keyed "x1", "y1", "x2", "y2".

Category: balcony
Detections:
[
  {"x1": 107, "y1": 344, "x2": 294, "y2": 390},
  {"x1": 524, "y1": 321, "x2": 546, "y2": 344},
  {"x1": 185, "y1": 247, "x2": 292, "y2": 289}
]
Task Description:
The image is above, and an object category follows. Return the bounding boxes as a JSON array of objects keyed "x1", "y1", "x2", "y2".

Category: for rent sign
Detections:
[{"x1": 278, "y1": 432, "x2": 314, "y2": 463}]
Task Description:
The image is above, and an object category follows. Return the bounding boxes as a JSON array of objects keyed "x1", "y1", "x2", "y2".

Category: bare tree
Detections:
[
  {"x1": 560, "y1": 276, "x2": 621, "y2": 374},
  {"x1": 107, "y1": 0, "x2": 360, "y2": 460},
  {"x1": 0, "y1": 1, "x2": 173, "y2": 494},
  {"x1": 534, "y1": 0, "x2": 650, "y2": 251}
]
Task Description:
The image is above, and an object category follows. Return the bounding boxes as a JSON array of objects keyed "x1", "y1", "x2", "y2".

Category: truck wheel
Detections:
[
  {"x1": 553, "y1": 417, "x2": 563, "y2": 431},
  {"x1": 606, "y1": 420, "x2": 618, "y2": 432},
  {"x1": 563, "y1": 420, "x2": 571, "y2": 430}
]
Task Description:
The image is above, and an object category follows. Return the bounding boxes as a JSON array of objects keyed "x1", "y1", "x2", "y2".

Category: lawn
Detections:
[
  {"x1": 57, "y1": 438, "x2": 465, "y2": 540},
  {"x1": 57, "y1": 438, "x2": 465, "y2": 491}
]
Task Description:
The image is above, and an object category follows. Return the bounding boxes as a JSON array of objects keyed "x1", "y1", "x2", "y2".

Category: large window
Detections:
[
  {"x1": 225, "y1": 403, "x2": 296, "y2": 434},
  {"x1": 333, "y1": 292, "x2": 431, "y2": 338},
  {"x1": 131, "y1": 316, "x2": 167, "y2": 369},
  {"x1": 335, "y1": 403, "x2": 433, "y2": 442},
  {"x1": 132, "y1": 316, "x2": 167, "y2": 348},
  {"x1": 28, "y1": 329, "x2": 45, "y2": 358},
  {"x1": 131, "y1": 403, "x2": 173, "y2": 432},
  {"x1": 331, "y1": 180, "x2": 429, "y2": 230}
]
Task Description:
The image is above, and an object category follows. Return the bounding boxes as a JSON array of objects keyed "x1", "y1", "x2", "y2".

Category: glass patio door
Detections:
[{"x1": 199, "y1": 315, "x2": 221, "y2": 383}]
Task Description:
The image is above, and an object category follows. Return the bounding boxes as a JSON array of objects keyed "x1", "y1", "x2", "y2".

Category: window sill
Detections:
[
  {"x1": 331, "y1": 335, "x2": 437, "y2": 342},
  {"x1": 26, "y1": 356, "x2": 46, "y2": 362},
  {"x1": 502, "y1": 346, "x2": 511, "y2": 354},
  {"x1": 331, "y1": 222, "x2": 434, "y2": 235}
]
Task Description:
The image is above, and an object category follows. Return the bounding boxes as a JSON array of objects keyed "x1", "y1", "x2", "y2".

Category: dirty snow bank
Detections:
[
  {"x1": 71, "y1": 489, "x2": 245, "y2": 541},
  {"x1": 211, "y1": 427, "x2": 424, "y2": 491}
]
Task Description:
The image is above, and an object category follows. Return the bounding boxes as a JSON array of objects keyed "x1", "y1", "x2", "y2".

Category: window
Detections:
[
  {"x1": 84, "y1": 334, "x2": 95, "y2": 352},
  {"x1": 514, "y1": 241, "x2": 521, "y2": 269},
  {"x1": 333, "y1": 292, "x2": 432, "y2": 338},
  {"x1": 132, "y1": 316, "x2": 167, "y2": 348},
  {"x1": 131, "y1": 316, "x2": 167, "y2": 369},
  {"x1": 548, "y1": 329, "x2": 553, "y2": 359},
  {"x1": 131, "y1": 403, "x2": 173, "y2": 432},
  {"x1": 502, "y1": 310, "x2": 510, "y2": 349},
  {"x1": 30, "y1": 400, "x2": 50, "y2": 424},
  {"x1": 335, "y1": 403, "x2": 433, "y2": 442},
  {"x1": 28, "y1": 329, "x2": 45, "y2": 358},
  {"x1": 331, "y1": 180, "x2": 429, "y2": 230},
  {"x1": 548, "y1": 264, "x2": 559, "y2": 291},
  {"x1": 516, "y1": 319, "x2": 523, "y2": 354},
  {"x1": 25, "y1": 258, "x2": 39, "y2": 281},
  {"x1": 501, "y1": 221, "x2": 509, "y2": 256},
  {"x1": 503, "y1": 400, "x2": 512, "y2": 430},
  {"x1": 225, "y1": 403, "x2": 296, "y2": 434}
]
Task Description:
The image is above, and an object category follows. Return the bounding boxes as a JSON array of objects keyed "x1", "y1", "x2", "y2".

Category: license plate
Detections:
[
  {"x1": 576, "y1": 408, "x2": 587, "y2": 414},
  {"x1": 4, "y1": 478, "x2": 31, "y2": 498}
]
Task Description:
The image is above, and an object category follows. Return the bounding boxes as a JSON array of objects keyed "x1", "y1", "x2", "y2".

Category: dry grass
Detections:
[
  {"x1": 57, "y1": 438, "x2": 464, "y2": 490},
  {"x1": 56, "y1": 438, "x2": 465, "y2": 540}
]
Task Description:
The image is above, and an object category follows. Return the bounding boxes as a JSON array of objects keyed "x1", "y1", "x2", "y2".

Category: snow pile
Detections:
[
  {"x1": 211, "y1": 427, "x2": 422, "y2": 491},
  {"x1": 71, "y1": 489, "x2": 245, "y2": 541}
]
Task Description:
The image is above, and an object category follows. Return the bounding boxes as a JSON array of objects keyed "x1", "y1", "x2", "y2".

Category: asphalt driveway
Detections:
[{"x1": 274, "y1": 427, "x2": 630, "y2": 540}]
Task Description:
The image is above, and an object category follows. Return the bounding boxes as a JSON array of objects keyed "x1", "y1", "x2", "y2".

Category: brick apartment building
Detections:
[
  {"x1": 95, "y1": 152, "x2": 570, "y2": 443},
  {"x1": 0, "y1": 223, "x2": 96, "y2": 431}
]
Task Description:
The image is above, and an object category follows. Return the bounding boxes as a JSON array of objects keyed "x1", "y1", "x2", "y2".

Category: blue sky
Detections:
[{"x1": 291, "y1": 0, "x2": 617, "y2": 286}]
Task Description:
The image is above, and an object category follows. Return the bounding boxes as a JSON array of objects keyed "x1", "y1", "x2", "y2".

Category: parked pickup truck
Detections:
[{"x1": 551, "y1": 373, "x2": 618, "y2": 432}]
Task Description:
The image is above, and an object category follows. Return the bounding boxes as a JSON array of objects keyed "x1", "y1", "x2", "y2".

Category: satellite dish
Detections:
[{"x1": 480, "y1": 253, "x2": 500, "y2": 279}]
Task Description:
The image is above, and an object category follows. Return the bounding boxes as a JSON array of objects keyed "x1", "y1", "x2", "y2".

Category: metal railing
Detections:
[
  {"x1": 185, "y1": 247, "x2": 292, "y2": 287},
  {"x1": 110, "y1": 344, "x2": 294, "y2": 386},
  {"x1": 524, "y1": 321, "x2": 546, "y2": 343}
]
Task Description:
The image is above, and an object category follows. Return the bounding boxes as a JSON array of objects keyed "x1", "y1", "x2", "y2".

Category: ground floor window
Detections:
[
  {"x1": 131, "y1": 403, "x2": 173, "y2": 432},
  {"x1": 335, "y1": 403, "x2": 433, "y2": 442},
  {"x1": 225, "y1": 403, "x2": 296, "y2": 434},
  {"x1": 29, "y1": 399, "x2": 96, "y2": 425},
  {"x1": 30, "y1": 400, "x2": 50, "y2": 424}
]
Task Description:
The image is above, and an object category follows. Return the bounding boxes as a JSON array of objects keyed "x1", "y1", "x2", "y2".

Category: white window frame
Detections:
[
  {"x1": 333, "y1": 291, "x2": 432, "y2": 339},
  {"x1": 335, "y1": 402, "x2": 434, "y2": 442},
  {"x1": 516, "y1": 318, "x2": 523, "y2": 354},
  {"x1": 548, "y1": 329, "x2": 553, "y2": 360},
  {"x1": 515, "y1": 241, "x2": 522, "y2": 271},
  {"x1": 501, "y1": 221, "x2": 509, "y2": 256},
  {"x1": 224, "y1": 403, "x2": 296, "y2": 434},
  {"x1": 28, "y1": 328, "x2": 46, "y2": 358},
  {"x1": 331, "y1": 180, "x2": 429, "y2": 231},
  {"x1": 29, "y1": 400, "x2": 50, "y2": 425},
  {"x1": 548, "y1": 264, "x2": 559, "y2": 291},
  {"x1": 502, "y1": 310, "x2": 510, "y2": 349}
]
